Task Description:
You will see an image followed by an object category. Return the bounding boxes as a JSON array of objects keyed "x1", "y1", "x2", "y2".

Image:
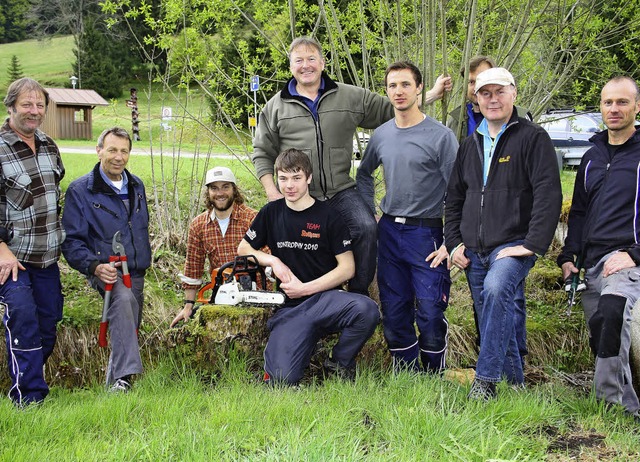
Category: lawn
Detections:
[
  {"x1": 1, "y1": 355, "x2": 637, "y2": 461},
  {"x1": 0, "y1": 36, "x2": 75, "y2": 91}
]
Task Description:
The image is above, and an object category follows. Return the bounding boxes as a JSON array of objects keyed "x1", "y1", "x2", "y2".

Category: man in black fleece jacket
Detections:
[
  {"x1": 558, "y1": 76, "x2": 640, "y2": 420},
  {"x1": 445, "y1": 67, "x2": 562, "y2": 400}
]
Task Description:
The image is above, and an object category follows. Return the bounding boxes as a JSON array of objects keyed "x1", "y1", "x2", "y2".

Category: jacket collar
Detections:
[
  {"x1": 280, "y1": 72, "x2": 338, "y2": 100},
  {"x1": 88, "y1": 162, "x2": 138, "y2": 194},
  {"x1": 590, "y1": 126, "x2": 640, "y2": 150}
]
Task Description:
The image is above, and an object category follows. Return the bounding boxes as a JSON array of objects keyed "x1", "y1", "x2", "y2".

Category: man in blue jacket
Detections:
[
  {"x1": 558, "y1": 76, "x2": 640, "y2": 420},
  {"x1": 445, "y1": 68, "x2": 562, "y2": 400},
  {"x1": 62, "y1": 127, "x2": 151, "y2": 392}
]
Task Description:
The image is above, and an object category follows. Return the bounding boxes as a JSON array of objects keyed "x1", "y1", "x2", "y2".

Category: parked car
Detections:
[
  {"x1": 353, "y1": 131, "x2": 370, "y2": 159},
  {"x1": 537, "y1": 110, "x2": 604, "y2": 167}
]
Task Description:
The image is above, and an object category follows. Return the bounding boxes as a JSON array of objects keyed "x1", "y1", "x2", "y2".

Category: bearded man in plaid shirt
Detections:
[
  {"x1": 171, "y1": 167, "x2": 257, "y2": 326},
  {"x1": 0, "y1": 78, "x2": 65, "y2": 407}
]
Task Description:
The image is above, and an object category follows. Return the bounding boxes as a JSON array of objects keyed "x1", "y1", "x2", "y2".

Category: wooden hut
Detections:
[{"x1": 42, "y1": 88, "x2": 109, "y2": 140}]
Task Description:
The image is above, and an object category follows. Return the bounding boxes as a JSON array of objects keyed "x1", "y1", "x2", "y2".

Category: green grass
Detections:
[
  {"x1": 0, "y1": 36, "x2": 75, "y2": 91},
  {"x1": 1, "y1": 357, "x2": 638, "y2": 461}
]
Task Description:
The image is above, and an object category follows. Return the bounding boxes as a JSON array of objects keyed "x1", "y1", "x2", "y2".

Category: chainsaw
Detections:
[{"x1": 210, "y1": 255, "x2": 285, "y2": 307}]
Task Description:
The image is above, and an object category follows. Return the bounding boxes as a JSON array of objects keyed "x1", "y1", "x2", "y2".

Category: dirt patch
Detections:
[{"x1": 545, "y1": 426, "x2": 614, "y2": 461}]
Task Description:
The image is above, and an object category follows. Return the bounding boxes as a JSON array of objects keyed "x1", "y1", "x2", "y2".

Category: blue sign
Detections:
[{"x1": 250, "y1": 75, "x2": 260, "y2": 92}]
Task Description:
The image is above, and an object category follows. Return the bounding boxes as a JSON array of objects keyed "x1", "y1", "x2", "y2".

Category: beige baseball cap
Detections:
[
  {"x1": 474, "y1": 67, "x2": 516, "y2": 94},
  {"x1": 205, "y1": 167, "x2": 236, "y2": 185}
]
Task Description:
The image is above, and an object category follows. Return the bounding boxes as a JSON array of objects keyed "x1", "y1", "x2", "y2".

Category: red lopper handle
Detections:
[{"x1": 98, "y1": 321, "x2": 108, "y2": 347}]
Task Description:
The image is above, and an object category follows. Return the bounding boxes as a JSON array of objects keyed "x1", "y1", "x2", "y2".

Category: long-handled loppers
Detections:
[{"x1": 98, "y1": 231, "x2": 132, "y2": 347}]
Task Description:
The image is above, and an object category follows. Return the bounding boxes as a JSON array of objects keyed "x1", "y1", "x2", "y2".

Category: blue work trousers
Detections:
[
  {"x1": 465, "y1": 241, "x2": 536, "y2": 384},
  {"x1": 2, "y1": 263, "x2": 63, "y2": 406},
  {"x1": 377, "y1": 216, "x2": 450, "y2": 372},
  {"x1": 264, "y1": 290, "x2": 379, "y2": 385}
]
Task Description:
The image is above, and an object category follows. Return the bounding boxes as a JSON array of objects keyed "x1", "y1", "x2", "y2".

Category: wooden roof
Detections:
[{"x1": 44, "y1": 88, "x2": 109, "y2": 107}]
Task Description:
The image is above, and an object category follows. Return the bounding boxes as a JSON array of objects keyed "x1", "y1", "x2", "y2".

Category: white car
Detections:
[
  {"x1": 538, "y1": 111, "x2": 604, "y2": 167},
  {"x1": 352, "y1": 132, "x2": 370, "y2": 159}
]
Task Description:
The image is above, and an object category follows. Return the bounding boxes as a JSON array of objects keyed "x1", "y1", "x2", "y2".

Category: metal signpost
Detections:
[{"x1": 250, "y1": 75, "x2": 259, "y2": 137}]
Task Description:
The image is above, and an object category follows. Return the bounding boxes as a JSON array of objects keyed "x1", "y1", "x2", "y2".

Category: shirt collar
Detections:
[
  {"x1": 98, "y1": 166, "x2": 128, "y2": 193},
  {"x1": 288, "y1": 76, "x2": 326, "y2": 99}
]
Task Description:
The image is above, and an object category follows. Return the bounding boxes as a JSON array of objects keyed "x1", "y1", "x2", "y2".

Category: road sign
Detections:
[
  {"x1": 161, "y1": 106, "x2": 172, "y2": 120},
  {"x1": 250, "y1": 75, "x2": 260, "y2": 92}
]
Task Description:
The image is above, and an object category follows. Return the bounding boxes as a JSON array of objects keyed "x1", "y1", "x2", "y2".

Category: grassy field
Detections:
[
  {"x1": 0, "y1": 36, "x2": 75, "y2": 91},
  {"x1": 1, "y1": 355, "x2": 638, "y2": 461}
]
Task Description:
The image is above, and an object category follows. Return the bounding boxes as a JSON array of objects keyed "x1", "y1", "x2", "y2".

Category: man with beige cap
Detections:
[
  {"x1": 445, "y1": 67, "x2": 562, "y2": 400},
  {"x1": 171, "y1": 167, "x2": 257, "y2": 326}
]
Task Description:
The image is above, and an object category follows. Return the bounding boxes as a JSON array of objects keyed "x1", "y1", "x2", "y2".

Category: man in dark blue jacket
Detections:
[
  {"x1": 445, "y1": 68, "x2": 562, "y2": 400},
  {"x1": 62, "y1": 127, "x2": 151, "y2": 392},
  {"x1": 558, "y1": 76, "x2": 640, "y2": 420}
]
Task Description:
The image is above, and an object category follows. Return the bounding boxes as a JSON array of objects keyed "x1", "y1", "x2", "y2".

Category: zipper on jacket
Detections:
[
  {"x1": 474, "y1": 118, "x2": 519, "y2": 252},
  {"x1": 93, "y1": 202, "x2": 119, "y2": 218},
  {"x1": 583, "y1": 160, "x2": 611, "y2": 253},
  {"x1": 479, "y1": 185, "x2": 485, "y2": 249},
  {"x1": 126, "y1": 193, "x2": 145, "y2": 268},
  {"x1": 315, "y1": 119, "x2": 328, "y2": 198}
]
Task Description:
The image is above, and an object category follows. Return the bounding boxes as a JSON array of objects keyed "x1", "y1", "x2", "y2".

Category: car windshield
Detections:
[{"x1": 539, "y1": 112, "x2": 604, "y2": 133}]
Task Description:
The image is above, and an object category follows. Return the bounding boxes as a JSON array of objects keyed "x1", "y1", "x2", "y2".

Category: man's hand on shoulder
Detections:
[
  {"x1": 0, "y1": 243, "x2": 25, "y2": 284},
  {"x1": 259, "y1": 174, "x2": 284, "y2": 202}
]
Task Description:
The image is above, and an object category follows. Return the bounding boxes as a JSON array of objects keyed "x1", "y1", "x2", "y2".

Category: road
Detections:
[{"x1": 58, "y1": 145, "x2": 236, "y2": 159}]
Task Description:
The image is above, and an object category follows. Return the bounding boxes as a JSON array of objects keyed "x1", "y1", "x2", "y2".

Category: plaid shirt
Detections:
[
  {"x1": 182, "y1": 202, "x2": 257, "y2": 289},
  {"x1": 0, "y1": 120, "x2": 64, "y2": 268}
]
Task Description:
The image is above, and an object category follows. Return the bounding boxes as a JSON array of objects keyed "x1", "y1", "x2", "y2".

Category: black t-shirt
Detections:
[{"x1": 244, "y1": 199, "x2": 352, "y2": 305}]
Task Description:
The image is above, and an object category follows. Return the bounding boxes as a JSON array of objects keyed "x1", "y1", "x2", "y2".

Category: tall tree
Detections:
[
  {"x1": 1, "y1": 0, "x2": 29, "y2": 43},
  {"x1": 6, "y1": 55, "x2": 24, "y2": 84},
  {"x1": 74, "y1": 17, "x2": 124, "y2": 97}
]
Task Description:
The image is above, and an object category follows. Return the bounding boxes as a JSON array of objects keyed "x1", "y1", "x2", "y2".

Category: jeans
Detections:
[
  {"x1": 329, "y1": 187, "x2": 378, "y2": 294},
  {"x1": 465, "y1": 241, "x2": 536, "y2": 384},
  {"x1": 474, "y1": 282, "x2": 527, "y2": 366},
  {"x1": 377, "y1": 216, "x2": 450, "y2": 372}
]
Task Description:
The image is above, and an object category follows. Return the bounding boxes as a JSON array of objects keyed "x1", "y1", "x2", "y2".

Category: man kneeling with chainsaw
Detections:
[
  {"x1": 238, "y1": 149, "x2": 380, "y2": 385},
  {"x1": 170, "y1": 166, "x2": 258, "y2": 327},
  {"x1": 62, "y1": 127, "x2": 151, "y2": 393}
]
